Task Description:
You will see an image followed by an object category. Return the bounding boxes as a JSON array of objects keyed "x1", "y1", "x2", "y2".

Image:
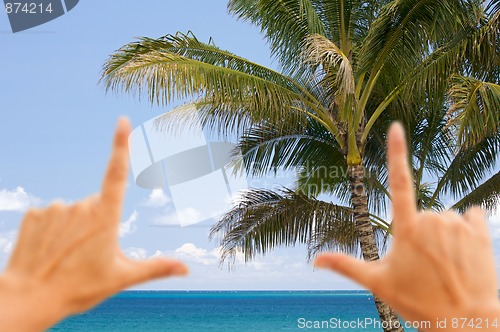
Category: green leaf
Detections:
[
  {"x1": 452, "y1": 171, "x2": 500, "y2": 213},
  {"x1": 448, "y1": 75, "x2": 500, "y2": 147},
  {"x1": 209, "y1": 188, "x2": 388, "y2": 266}
]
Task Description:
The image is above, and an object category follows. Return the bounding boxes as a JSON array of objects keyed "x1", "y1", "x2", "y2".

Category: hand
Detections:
[
  {"x1": 0, "y1": 118, "x2": 188, "y2": 332},
  {"x1": 315, "y1": 123, "x2": 500, "y2": 331}
]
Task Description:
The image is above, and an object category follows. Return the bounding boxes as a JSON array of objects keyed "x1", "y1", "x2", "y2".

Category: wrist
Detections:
[{"x1": 0, "y1": 273, "x2": 67, "y2": 331}]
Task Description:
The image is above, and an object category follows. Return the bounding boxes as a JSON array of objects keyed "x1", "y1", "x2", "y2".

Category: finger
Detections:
[
  {"x1": 464, "y1": 206, "x2": 487, "y2": 231},
  {"x1": 101, "y1": 118, "x2": 131, "y2": 220},
  {"x1": 17, "y1": 208, "x2": 43, "y2": 245},
  {"x1": 122, "y1": 258, "x2": 188, "y2": 287},
  {"x1": 387, "y1": 123, "x2": 417, "y2": 232},
  {"x1": 314, "y1": 253, "x2": 377, "y2": 290},
  {"x1": 7, "y1": 208, "x2": 43, "y2": 270}
]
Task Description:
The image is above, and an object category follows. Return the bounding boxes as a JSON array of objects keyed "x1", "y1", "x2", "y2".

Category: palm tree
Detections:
[{"x1": 101, "y1": 1, "x2": 499, "y2": 330}]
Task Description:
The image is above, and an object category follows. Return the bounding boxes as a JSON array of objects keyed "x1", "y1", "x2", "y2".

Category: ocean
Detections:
[{"x1": 50, "y1": 291, "x2": 418, "y2": 331}]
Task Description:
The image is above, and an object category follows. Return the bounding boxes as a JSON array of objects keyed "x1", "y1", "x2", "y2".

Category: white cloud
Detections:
[
  {"x1": 119, "y1": 210, "x2": 138, "y2": 237},
  {"x1": 173, "y1": 243, "x2": 219, "y2": 265},
  {"x1": 153, "y1": 211, "x2": 179, "y2": 226},
  {"x1": 169, "y1": 243, "x2": 281, "y2": 269},
  {"x1": 124, "y1": 244, "x2": 220, "y2": 266},
  {"x1": 0, "y1": 239, "x2": 12, "y2": 255},
  {"x1": 0, "y1": 187, "x2": 40, "y2": 212},
  {"x1": 0, "y1": 231, "x2": 16, "y2": 257},
  {"x1": 124, "y1": 247, "x2": 148, "y2": 259},
  {"x1": 151, "y1": 250, "x2": 164, "y2": 258},
  {"x1": 154, "y1": 207, "x2": 202, "y2": 226},
  {"x1": 143, "y1": 189, "x2": 170, "y2": 207},
  {"x1": 140, "y1": 243, "x2": 220, "y2": 266}
]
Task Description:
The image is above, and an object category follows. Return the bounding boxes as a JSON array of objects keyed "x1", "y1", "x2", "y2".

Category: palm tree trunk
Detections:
[{"x1": 348, "y1": 164, "x2": 404, "y2": 332}]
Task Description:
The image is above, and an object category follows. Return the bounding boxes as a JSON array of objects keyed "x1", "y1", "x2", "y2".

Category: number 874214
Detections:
[{"x1": 5, "y1": 2, "x2": 54, "y2": 14}]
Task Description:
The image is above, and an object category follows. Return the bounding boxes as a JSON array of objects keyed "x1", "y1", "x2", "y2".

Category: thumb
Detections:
[
  {"x1": 314, "y1": 253, "x2": 377, "y2": 290},
  {"x1": 122, "y1": 258, "x2": 188, "y2": 287}
]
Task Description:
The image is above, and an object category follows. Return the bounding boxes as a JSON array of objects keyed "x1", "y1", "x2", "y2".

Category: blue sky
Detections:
[{"x1": 1, "y1": 1, "x2": 499, "y2": 291}]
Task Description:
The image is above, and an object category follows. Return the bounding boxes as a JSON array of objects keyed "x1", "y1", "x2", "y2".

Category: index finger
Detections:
[
  {"x1": 101, "y1": 117, "x2": 131, "y2": 218},
  {"x1": 387, "y1": 123, "x2": 417, "y2": 232}
]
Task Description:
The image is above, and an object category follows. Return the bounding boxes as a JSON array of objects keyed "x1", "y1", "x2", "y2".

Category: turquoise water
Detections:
[{"x1": 50, "y1": 291, "x2": 415, "y2": 331}]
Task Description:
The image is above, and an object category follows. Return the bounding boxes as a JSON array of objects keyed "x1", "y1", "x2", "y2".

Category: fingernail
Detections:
[
  {"x1": 117, "y1": 117, "x2": 131, "y2": 134},
  {"x1": 388, "y1": 122, "x2": 404, "y2": 138}
]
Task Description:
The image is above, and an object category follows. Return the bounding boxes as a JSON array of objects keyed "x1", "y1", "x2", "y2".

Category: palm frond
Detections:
[
  {"x1": 452, "y1": 171, "x2": 500, "y2": 213},
  {"x1": 359, "y1": 0, "x2": 476, "y2": 78},
  {"x1": 464, "y1": 4, "x2": 500, "y2": 82},
  {"x1": 150, "y1": 101, "x2": 248, "y2": 138},
  {"x1": 362, "y1": 24, "x2": 477, "y2": 140},
  {"x1": 308, "y1": 219, "x2": 389, "y2": 260},
  {"x1": 101, "y1": 32, "x2": 331, "y2": 137},
  {"x1": 303, "y1": 34, "x2": 356, "y2": 98},
  {"x1": 230, "y1": 120, "x2": 344, "y2": 178},
  {"x1": 209, "y1": 188, "x2": 388, "y2": 265},
  {"x1": 432, "y1": 132, "x2": 500, "y2": 202},
  {"x1": 228, "y1": 0, "x2": 326, "y2": 74},
  {"x1": 357, "y1": 0, "x2": 486, "y2": 135},
  {"x1": 448, "y1": 75, "x2": 500, "y2": 147},
  {"x1": 417, "y1": 182, "x2": 445, "y2": 211}
]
